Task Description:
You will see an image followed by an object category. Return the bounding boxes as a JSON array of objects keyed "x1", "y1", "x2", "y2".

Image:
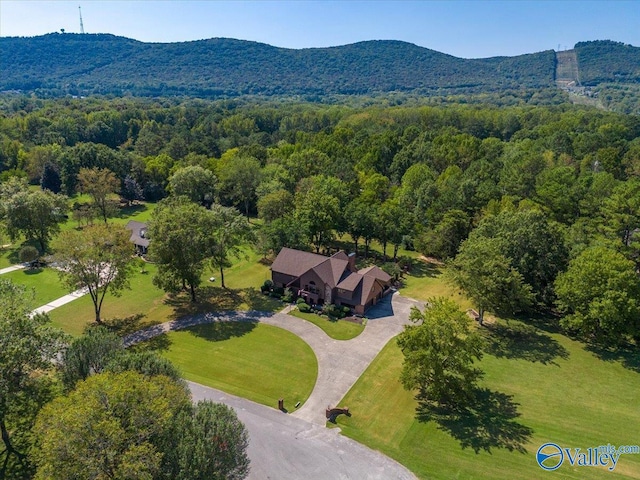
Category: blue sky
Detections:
[{"x1": 1, "y1": 1, "x2": 638, "y2": 58}]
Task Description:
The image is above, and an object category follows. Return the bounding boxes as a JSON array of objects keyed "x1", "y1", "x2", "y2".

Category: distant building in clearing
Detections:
[{"x1": 124, "y1": 221, "x2": 149, "y2": 255}]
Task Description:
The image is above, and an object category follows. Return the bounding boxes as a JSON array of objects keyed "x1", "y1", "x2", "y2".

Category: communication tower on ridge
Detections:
[{"x1": 79, "y1": 6, "x2": 85, "y2": 34}]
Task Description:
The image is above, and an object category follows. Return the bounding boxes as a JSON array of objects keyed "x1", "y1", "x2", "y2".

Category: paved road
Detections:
[{"x1": 189, "y1": 381, "x2": 417, "y2": 480}]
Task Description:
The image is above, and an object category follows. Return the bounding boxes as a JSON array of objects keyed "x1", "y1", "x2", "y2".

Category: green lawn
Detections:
[
  {"x1": 3, "y1": 267, "x2": 69, "y2": 308},
  {"x1": 157, "y1": 322, "x2": 318, "y2": 409},
  {"x1": 48, "y1": 263, "x2": 172, "y2": 336},
  {"x1": 289, "y1": 308, "x2": 364, "y2": 340},
  {"x1": 335, "y1": 319, "x2": 640, "y2": 479}
]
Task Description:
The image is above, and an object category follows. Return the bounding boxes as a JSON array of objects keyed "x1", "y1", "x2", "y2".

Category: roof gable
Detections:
[{"x1": 271, "y1": 248, "x2": 328, "y2": 278}]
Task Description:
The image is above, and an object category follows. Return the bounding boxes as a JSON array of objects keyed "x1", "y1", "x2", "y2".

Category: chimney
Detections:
[{"x1": 347, "y1": 252, "x2": 356, "y2": 272}]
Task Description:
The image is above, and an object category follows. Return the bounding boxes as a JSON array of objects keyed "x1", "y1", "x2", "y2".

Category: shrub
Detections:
[
  {"x1": 282, "y1": 288, "x2": 295, "y2": 303},
  {"x1": 296, "y1": 297, "x2": 307, "y2": 305},
  {"x1": 273, "y1": 286, "x2": 285, "y2": 296},
  {"x1": 298, "y1": 302, "x2": 311, "y2": 313},
  {"x1": 19, "y1": 245, "x2": 39, "y2": 265}
]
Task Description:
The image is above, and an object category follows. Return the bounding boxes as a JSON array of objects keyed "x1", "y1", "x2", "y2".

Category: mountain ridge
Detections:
[{"x1": 0, "y1": 35, "x2": 637, "y2": 99}]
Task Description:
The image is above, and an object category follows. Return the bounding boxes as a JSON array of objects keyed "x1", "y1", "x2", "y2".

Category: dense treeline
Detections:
[
  {"x1": 0, "y1": 34, "x2": 558, "y2": 97},
  {"x1": 2, "y1": 95, "x2": 640, "y2": 345},
  {"x1": 575, "y1": 40, "x2": 640, "y2": 85}
]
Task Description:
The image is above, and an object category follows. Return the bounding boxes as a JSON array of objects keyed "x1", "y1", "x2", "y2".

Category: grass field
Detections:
[
  {"x1": 47, "y1": 246, "x2": 281, "y2": 336},
  {"x1": 157, "y1": 322, "x2": 317, "y2": 409},
  {"x1": 335, "y1": 317, "x2": 640, "y2": 479},
  {"x1": 289, "y1": 308, "x2": 364, "y2": 340},
  {"x1": 3, "y1": 267, "x2": 69, "y2": 308}
]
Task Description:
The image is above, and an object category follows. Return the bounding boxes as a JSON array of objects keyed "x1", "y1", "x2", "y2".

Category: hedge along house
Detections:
[{"x1": 271, "y1": 247, "x2": 392, "y2": 314}]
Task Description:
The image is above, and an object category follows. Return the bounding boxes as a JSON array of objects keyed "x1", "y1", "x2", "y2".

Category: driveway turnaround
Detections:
[
  {"x1": 123, "y1": 292, "x2": 424, "y2": 478},
  {"x1": 189, "y1": 381, "x2": 416, "y2": 480},
  {"x1": 124, "y1": 293, "x2": 423, "y2": 425}
]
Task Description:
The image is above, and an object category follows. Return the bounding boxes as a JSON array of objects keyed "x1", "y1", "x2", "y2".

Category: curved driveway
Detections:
[{"x1": 124, "y1": 292, "x2": 422, "y2": 479}]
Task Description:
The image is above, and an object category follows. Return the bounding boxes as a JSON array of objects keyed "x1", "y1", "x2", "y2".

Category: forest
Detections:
[
  {"x1": 3, "y1": 91, "x2": 640, "y2": 479},
  {"x1": 2, "y1": 94, "x2": 640, "y2": 346}
]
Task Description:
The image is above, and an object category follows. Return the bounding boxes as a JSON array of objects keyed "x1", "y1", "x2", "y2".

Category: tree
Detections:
[
  {"x1": 164, "y1": 401, "x2": 250, "y2": 480},
  {"x1": 121, "y1": 174, "x2": 144, "y2": 206},
  {"x1": 77, "y1": 167, "x2": 120, "y2": 224},
  {"x1": 18, "y1": 245, "x2": 39, "y2": 266},
  {"x1": 600, "y1": 179, "x2": 640, "y2": 260},
  {"x1": 257, "y1": 189, "x2": 294, "y2": 222},
  {"x1": 0, "y1": 279, "x2": 67, "y2": 477},
  {"x1": 149, "y1": 197, "x2": 211, "y2": 302},
  {"x1": 207, "y1": 205, "x2": 253, "y2": 289},
  {"x1": 295, "y1": 186, "x2": 340, "y2": 253},
  {"x1": 345, "y1": 199, "x2": 376, "y2": 256},
  {"x1": 555, "y1": 246, "x2": 640, "y2": 344},
  {"x1": 1, "y1": 181, "x2": 68, "y2": 252},
  {"x1": 218, "y1": 156, "x2": 262, "y2": 219},
  {"x1": 32, "y1": 372, "x2": 191, "y2": 480},
  {"x1": 53, "y1": 224, "x2": 135, "y2": 324},
  {"x1": 397, "y1": 297, "x2": 483, "y2": 407},
  {"x1": 20, "y1": 187, "x2": 64, "y2": 249},
  {"x1": 168, "y1": 165, "x2": 217, "y2": 208},
  {"x1": 59, "y1": 326, "x2": 124, "y2": 391},
  {"x1": 449, "y1": 238, "x2": 533, "y2": 324},
  {"x1": 465, "y1": 209, "x2": 568, "y2": 305},
  {"x1": 419, "y1": 209, "x2": 471, "y2": 260},
  {"x1": 40, "y1": 161, "x2": 62, "y2": 194}
]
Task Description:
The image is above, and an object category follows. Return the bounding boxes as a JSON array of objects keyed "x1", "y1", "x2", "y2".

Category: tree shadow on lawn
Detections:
[
  {"x1": 406, "y1": 257, "x2": 442, "y2": 279},
  {"x1": 164, "y1": 286, "x2": 281, "y2": 319},
  {"x1": 416, "y1": 387, "x2": 533, "y2": 454},
  {"x1": 481, "y1": 322, "x2": 569, "y2": 365},
  {"x1": 585, "y1": 344, "x2": 640, "y2": 373},
  {"x1": 185, "y1": 321, "x2": 257, "y2": 342},
  {"x1": 116, "y1": 203, "x2": 148, "y2": 219},
  {"x1": 129, "y1": 333, "x2": 173, "y2": 353}
]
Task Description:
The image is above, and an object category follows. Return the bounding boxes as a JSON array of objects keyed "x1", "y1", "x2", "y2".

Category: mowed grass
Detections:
[
  {"x1": 335, "y1": 320, "x2": 640, "y2": 479},
  {"x1": 289, "y1": 309, "x2": 364, "y2": 340},
  {"x1": 48, "y1": 263, "x2": 171, "y2": 336},
  {"x1": 3, "y1": 267, "x2": 69, "y2": 308},
  {"x1": 158, "y1": 322, "x2": 317, "y2": 409},
  {"x1": 47, "y1": 247, "x2": 280, "y2": 336}
]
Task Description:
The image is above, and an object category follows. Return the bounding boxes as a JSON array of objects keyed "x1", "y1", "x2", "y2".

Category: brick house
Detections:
[{"x1": 271, "y1": 247, "x2": 391, "y2": 314}]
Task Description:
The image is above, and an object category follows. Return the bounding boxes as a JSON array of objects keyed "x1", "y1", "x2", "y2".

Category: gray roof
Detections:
[{"x1": 125, "y1": 220, "x2": 150, "y2": 248}]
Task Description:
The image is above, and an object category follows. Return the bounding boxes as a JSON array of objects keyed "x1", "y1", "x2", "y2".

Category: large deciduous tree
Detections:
[
  {"x1": 53, "y1": 223, "x2": 134, "y2": 324},
  {"x1": 148, "y1": 197, "x2": 211, "y2": 302},
  {"x1": 397, "y1": 297, "x2": 483, "y2": 407},
  {"x1": 555, "y1": 246, "x2": 640, "y2": 345},
  {"x1": 449, "y1": 238, "x2": 533, "y2": 324},
  {"x1": 0, "y1": 279, "x2": 67, "y2": 477},
  {"x1": 32, "y1": 372, "x2": 191, "y2": 480},
  {"x1": 77, "y1": 167, "x2": 120, "y2": 224},
  {"x1": 1, "y1": 178, "x2": 68, "y2": 252},
  {"x1": 168, "y1": 165, "x2": 217, "y2": 208},
  {"x1": 207, "y1": 205, "x2": 253, "y2": 289},
  {"x1": 164, "y1": 401, "x2": 250, "y2": 480},
  {"x1": 218, "y1": 156, "x2": 262, "y2": 219}
]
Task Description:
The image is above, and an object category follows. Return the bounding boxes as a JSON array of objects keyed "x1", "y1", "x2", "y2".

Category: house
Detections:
[
  {"x1": 271, "y1": 247, "x2": 392, "y2": 314},
  {"x1": 124, "y1": 220, "x2": 150, "y2": 255}
]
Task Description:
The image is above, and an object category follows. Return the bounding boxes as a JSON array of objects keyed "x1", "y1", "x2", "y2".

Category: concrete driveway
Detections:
[
  {"x1": 124, "y1": 292, "x2": 424, "y2": 479},
  {"x1": 189, "y1": 381, "x2": 416, "y2": 480}
]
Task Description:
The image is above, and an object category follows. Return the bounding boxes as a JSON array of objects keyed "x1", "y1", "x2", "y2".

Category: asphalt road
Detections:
[{"x1": 189, "y1": 381, "x2": 417, "y2": 480}]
